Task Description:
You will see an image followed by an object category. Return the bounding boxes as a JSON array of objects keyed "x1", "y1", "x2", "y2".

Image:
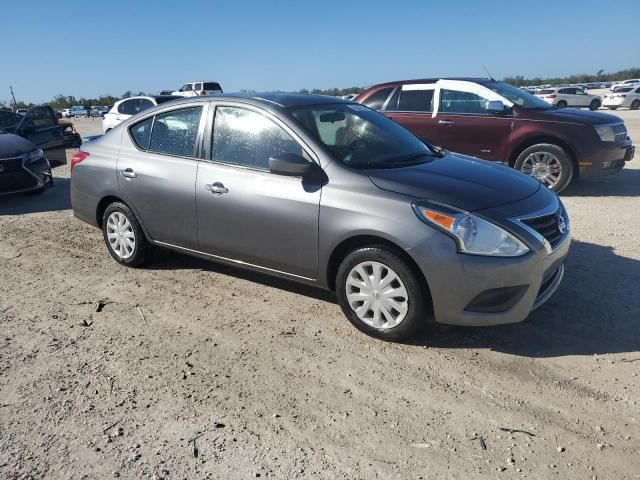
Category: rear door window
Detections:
[
  {"x1": 361, "y1": 88, "x2": 393, "y2": 110},
  {"x1": 118, "y1": 99, "x2": 139, "y2": 115},
  {"x1": 440, "y1": 89, "x2": 488, "y2": 114},
  {"x1": 148, "y1": 107, "x2": 203, "y2": 157},
  {"x1": 203, "y1": 82, "x2": 222, "y2": 91},
  {"x1": 392, "y1": 86, "x2": 435, "y2": 112},
  {"x1": 212, "y1": 106, "x2": 303, "y2": 170}
]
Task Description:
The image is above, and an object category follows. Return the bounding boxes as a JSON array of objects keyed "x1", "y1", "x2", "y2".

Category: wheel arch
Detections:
[
  {"x1": 96, "y1": 195, "x2": 154, "y2": 242},
  {"x1": 508, "y1": 135, "x2": 577, "y2": 171},
  {"x1": 325, "y1": 235, "x2": 432, "y2": 302}
]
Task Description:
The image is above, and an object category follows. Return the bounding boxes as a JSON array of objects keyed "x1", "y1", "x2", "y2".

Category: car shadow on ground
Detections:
[
  {"x1": 408, "y1": 239, "x2": 640, "y2": 358},
  {"x1": 0, "y1": 178, "x2": 71, "y2": 216},
  {"x1": 150, "y1": 239, "x2": 639, "y2": 358},
  {"x1": 562, "y1": 168, "x2": 640, "y2": 197}
]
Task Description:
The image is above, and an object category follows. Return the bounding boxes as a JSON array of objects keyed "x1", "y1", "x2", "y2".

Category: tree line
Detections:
[{"x1": 2, "y1": 67, "x2": 638, "y2": 110}]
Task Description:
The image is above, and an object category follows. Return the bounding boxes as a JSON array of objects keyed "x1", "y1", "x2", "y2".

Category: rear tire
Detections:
[
  {"x1": 102, "y1": 202, "x2": 149, "y2": 267},
  {"x1": 556, "y1": 100, "x2": 568, "y2": 108},
  {"x1": 589, "y1": 99, "x2": 600, "y2": 111},
  {"x1": 514, "y1": 143, "x2": 574, "y2": 193},
  {"x1": 631, "y1": 100, "x2": 640, "y2": 110},
  {"x1": 335, "y1": 246, "x2": 427, "y2": 341}
]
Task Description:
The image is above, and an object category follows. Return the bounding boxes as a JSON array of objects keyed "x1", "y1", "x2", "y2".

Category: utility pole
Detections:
[{"x1": 9, "y1": 86, "x2": 17, "y2": 107}]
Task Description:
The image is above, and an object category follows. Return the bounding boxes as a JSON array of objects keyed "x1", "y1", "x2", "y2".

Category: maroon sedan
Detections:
[{"x1": 355, "y1": 78, "x2": 635, "y2": 192}]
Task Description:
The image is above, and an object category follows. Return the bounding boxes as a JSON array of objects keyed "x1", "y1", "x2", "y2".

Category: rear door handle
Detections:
[
  {"x1": 120, "y1": 168, "x2": 137, "y2": 178},
  {"x1": 438, "y1": 120, "x2": 455, "y2": 126},
  {"x1": 205, "y1": 182, "x2": 228, "y2": 195}
]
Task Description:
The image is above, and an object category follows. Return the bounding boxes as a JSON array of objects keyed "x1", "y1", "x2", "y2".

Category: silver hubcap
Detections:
[
  {"x1": 521, "y1": 152, "x2": 562, "y2": 188},
  {"x1": 345, "y1": 261, "x2": 409, "y2": 329},
  {"x1": 106, "y1": 212, "x2": 136, "y2": 259}
]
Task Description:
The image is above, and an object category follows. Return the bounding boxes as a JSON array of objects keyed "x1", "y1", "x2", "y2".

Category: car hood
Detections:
[
  {"x1": 366, "y1": 153, "x2": 540, "y2": 211},
  {"x1": 0, "y1": 133, "x2": 37, "y2": 158},
  {"x1": 525, "y1": 106, "x2": 623, "y2": 126}
]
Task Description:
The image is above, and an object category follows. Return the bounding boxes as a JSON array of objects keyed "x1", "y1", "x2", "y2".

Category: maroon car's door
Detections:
[
  {"x1": 382, "y1": 85, "x2": 441, "y2": 146},
  {"x1": 432, "y1": 87, "x2": 514, "y2": 161}
]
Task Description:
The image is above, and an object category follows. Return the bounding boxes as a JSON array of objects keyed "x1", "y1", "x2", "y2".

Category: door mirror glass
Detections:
[
  {"x1": 269, "y1": 153, "x2": 315, "y2": 177},
  {"x1": 486, "y1": 100, "x2": 507, "y2": 113}
]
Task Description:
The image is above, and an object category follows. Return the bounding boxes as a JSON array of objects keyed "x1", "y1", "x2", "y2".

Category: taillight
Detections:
[
  {"x1": 620, "y1": 94, "x2": 627, "y2": 98},
  {"x1": 199, "y1": 90, "x2": 206, "y2": 96},
  {"x1": 70, "y1": 151, "x2": 89, "y2": 174},
  {"x1": 547, "y1": 94, "x2": 557, "y2": 99}
]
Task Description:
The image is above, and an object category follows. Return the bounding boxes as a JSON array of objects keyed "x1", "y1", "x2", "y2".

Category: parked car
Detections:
[
  {"x1": 0, "y1": 105, "x2": 66, "y2": 195},
  {"x1": 90, "y1": 106, "x2": 109, "y2": 118},
  {"x1": 71, "y1": 93, "x2": 570, "y2": 341},
  {"x1": 171, "y1": 81, "x2": 223, "y2": 97},
  {"x1": 16, "y1": 109, "x2": 28, "y2": 115},
  {"x1": 103, "y1": 95, "x2": 180, "y2": 132},
  {"x1": 610, "y1": 79, "x2": 640, "y2": 91},
  {"x1": 70, "y1": 106, "x2": 87, "y2": 118},
  {"x1": 355, "y1": 78, "x2": 634, "y2": 192},
  {"x1": 61, "y1": 108, "x2": 71, "y2": 118},
  {"x1": 603, "y1": 86, "x2": 640, "y2": 110},
  {"x1": 535, "y1": 87, "x2": 601, "y2": 110}
]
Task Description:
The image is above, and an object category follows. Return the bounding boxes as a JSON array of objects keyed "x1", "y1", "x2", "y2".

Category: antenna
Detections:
[
  {"x1": 10, "y1": 85, "x2": 17, "y2": 107},
  {"x1": 482, "y1": 66, "x2": 495, "y2": 82}
]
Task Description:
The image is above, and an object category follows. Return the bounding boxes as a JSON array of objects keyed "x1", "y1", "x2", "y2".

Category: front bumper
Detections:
[
  {"x1": 578, "y1": 138, "x2": 634, "y2": 177},
  {"x1": 0, "y1": 155, "x2": 52, "y2": 195},
  {"x1": 406, "y1": 212, "x2": 570, "y2": 327}
]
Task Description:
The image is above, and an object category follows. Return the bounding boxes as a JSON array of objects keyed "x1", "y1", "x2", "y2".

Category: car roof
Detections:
[
  {"x1": 137, "y1": 92, "x2": 350, "y2": 110},
  {"x1": 366, "y1": 77, "x2": 495, "y2": 88}
]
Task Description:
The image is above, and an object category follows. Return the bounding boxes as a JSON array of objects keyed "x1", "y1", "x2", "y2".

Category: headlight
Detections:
[
  {"x1": 594, "y1": 125, "x2": 615, "y2": 142},
  {"x1": 25, "y1": 149, "x2": 44, "y2": 163},
  {"x1": 412, "y1": 202, "x2": 530, "y2": 257}
]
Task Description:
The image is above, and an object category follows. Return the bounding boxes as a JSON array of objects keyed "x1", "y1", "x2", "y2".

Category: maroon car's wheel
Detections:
[{"x1": 515, "y1": 143, "x2": 574, "y2": 193}]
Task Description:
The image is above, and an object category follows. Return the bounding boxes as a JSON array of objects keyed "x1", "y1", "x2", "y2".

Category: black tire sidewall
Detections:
[
  {"x1": 514, "y1": 143, "x2": 574, "y2": 193},
  {"x1": 631, "y1": 100, "x2": 640, "y2": 110},
  {"x1": 102, "y1": 202, "x2": 147, "y2": 267},
  {"x1": 335, "y1": 247, "x2": 425, "y2": 341},
  {"x1": 589, "y1": 100, "x2": 600, "y2": 110},
  {"x1": 557, "y1": 100, "x2": 567, "y2": 108}
]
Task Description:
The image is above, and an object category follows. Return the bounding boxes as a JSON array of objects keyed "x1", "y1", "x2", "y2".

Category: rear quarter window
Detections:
[
  {"x1": 361, "y1": 88, "x2": 393, "y2": 110},
  {"x1": 130, "y1": 117, "x2": 153, "y2": 150},
  {"x1": 203, "y1": 82, "x2": 222, "y2": 91}
]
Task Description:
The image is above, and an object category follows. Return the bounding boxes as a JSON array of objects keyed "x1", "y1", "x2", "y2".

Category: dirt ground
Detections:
[{"x1": 1, "y1": 109, "x2": 639, "y2": 480}]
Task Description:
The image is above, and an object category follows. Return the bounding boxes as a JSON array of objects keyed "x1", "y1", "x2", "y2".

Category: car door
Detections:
[
  {"x1": 382, "y1": 84, "x2": 441, "y2": 146},
  {"x1": 16, "y1": 106, "x2": 65, "y2": 163},
  {"x1": 196, "y1": 104, "x2": 321, "y2": 279},
  {"x1": 573, "y1": 88, "x2": 590, "y2": 107},
  {"x1": 116, "y1": 105, "x2": 205, "y2": 249}
]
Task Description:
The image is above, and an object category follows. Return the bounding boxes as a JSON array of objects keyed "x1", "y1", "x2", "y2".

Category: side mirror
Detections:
[
  {"x1": 486, "y1": 100, "x2": 509, "y2": 114},
  {"x1": 269, "y1": 153, "x2": 316, "y2": 177}
]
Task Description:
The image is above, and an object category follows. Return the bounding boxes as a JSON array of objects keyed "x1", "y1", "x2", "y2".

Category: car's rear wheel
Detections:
[
  {"x1": 556, "y1": 100, "x2": 568, "y2": 108},
  {"x1": 335, "y1": 247, "x2": 426, "y2": 341},
  {"x1": 631, "y1": 100, "x2": 640, "y2": 110},
  {"x1": 589, "y1": 99, "x2": 601, "y2": 111},
  {"x1": 514, "y1": 143, "x2": 574, "y2": 193},
  {"x1": 102, "y1": 202, "x2": 149, "y2": 267}
]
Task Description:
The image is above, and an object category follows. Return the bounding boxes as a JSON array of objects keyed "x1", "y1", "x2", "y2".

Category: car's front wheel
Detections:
[
  {"x1": 102, "y1": 202, "x2": 149, "y2": 267},
  {"x1": 336, "y1": 247, "x2": 426, "y2": 341},
  {"x1": 631, "y1": 100, "x2": 640, "y2": 110},
  {"x1": 589, "y1": 99, "x2": 601, "y2": 110},
  {"x1": 514, "y1": 143, "x2": 574, "y2": 193}
]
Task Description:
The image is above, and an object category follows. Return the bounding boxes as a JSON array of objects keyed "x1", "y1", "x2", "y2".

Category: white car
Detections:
[
  {"x1": 535, "y1": 86, "x2": 602, "y2": 110},
  {"x1": 603, "y1": 85, "x2": 640, "y2": 110},
  {"x1": 61, "y1": 108, "x2": 71, "y2": 118},
  {"x1": 171, "y1": 81, "x2": 223, "y2": 97},
  {"x1": 103, "y1": 95, "x2": 179, "y2": 132},
  {"x1": 610, "y1": 79, "x2": 640, "y2": 91}
]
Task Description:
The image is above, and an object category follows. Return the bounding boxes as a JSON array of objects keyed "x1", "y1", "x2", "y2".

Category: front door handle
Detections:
[
  {"x1": 120, "y1": 168, "x2": 137, "y2": 178},
  {"x1": 438, "y1": 119, "x2": 455, "y2": 126},
  {"x1": 205, "y1": 182, "x2": 229, "y2": 195}
]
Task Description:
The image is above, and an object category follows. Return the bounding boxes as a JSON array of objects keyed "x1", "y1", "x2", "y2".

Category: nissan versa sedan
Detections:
[{"x1": 71, "y1": 94, "x2": 570, "y2": 341}]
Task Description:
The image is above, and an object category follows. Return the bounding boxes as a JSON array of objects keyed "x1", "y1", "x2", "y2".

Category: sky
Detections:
[{"x1": 3, "y1": 0, "x2": 639, "y2": 104}]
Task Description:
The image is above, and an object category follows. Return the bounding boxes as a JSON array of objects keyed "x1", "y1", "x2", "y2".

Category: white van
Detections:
[{"x1": 171, "y1": 81, "x2": 223, "y2": 97}]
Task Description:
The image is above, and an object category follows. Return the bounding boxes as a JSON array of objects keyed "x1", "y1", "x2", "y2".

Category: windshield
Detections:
[
  {"x1": 484, "y1": 82, "x2": 553, "y2": 110},
  {"x1": 288, "y1": 103, "x2": 436, "y2": 169}
]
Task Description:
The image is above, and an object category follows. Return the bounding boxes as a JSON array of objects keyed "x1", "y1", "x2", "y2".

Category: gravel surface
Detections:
[{"x1": 1, "y1": 111, "x2": 639, "y2": 479}]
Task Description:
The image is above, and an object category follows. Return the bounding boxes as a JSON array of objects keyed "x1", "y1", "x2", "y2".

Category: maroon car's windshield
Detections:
[{"x1": 485, "y1": 82, "x2": 553, "y2": 110}]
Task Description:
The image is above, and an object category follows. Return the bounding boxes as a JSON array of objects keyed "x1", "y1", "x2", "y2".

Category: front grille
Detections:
[
  {"x1": 611, "y1": 123, "x2": 627, "y2": 144},
  {"x1": 0, "y1": 157, "x2": 24, "y2": 174},
  {"x1": 521, "y1": 209, "x2": 565, "y2": 249},
  {"x1": 0, "y1": 172, "x2": 38, "y2": 192}
]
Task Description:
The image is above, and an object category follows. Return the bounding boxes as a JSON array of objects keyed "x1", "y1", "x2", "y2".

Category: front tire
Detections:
[
  {"x1": 335, "y1": 247, "x2": 426, "y2": 341},
  {"x1": 514, "y1": 143, "x2": 574, "y2": 193},
  {"x1": 631, "y1": 100, "x2": 640, "y2": 110},
  {"x1": 589, "y1": 99, "x2": 601, "y2": 111},
  {"x1": 102, "y1": 202, "x2": 149, "y2": 267}
]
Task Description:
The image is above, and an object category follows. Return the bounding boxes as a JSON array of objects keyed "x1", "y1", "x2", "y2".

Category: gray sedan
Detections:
[{"x1": 70, "y1": 93, "x2": 570, "y2": 341}]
